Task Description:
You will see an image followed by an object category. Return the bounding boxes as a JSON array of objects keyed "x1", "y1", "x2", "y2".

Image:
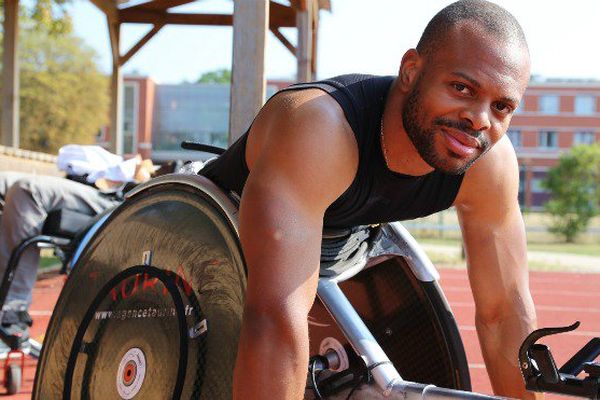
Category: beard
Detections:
[{"x1": 401, "y1": 78, "x2": 490, "y2": 175}]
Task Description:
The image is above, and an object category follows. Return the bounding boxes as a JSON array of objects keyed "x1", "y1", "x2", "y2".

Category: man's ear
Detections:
[{"x1": 398, "y1": 49, "x2": 423, "y2": 91}]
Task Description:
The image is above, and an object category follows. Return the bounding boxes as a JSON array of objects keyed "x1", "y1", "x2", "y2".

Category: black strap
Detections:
[{"x1": 320, "y1": 225, "x2": 374, "y2": 277}]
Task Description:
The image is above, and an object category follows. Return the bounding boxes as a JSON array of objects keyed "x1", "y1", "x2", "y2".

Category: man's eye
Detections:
[
  {"x1": 452, "y1": 83, "x2": 469, "y2": 94},
  {"x1": 494, "y1": 102, "x2": 512, "y2": 114}
]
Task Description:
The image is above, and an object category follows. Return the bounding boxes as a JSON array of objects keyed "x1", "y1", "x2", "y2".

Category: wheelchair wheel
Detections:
[
  {"x1": 33, "y1": 182, "x2": 246, "y2": 400},
  {"x1": 308, "y1": 256, "x2": 471, "y2": 394},
  {"x1": 34, "y1": 176, "x2": 469, "y2": 399}
]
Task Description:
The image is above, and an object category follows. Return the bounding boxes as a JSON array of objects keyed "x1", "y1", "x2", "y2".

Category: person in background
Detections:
[{"x1": 0, "y1": 145, "x2": 156, "y2": 347}]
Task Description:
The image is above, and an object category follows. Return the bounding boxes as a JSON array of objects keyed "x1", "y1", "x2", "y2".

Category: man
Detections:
[
  {"x1": 200, "y1": 0, "x2": 538, "y2": 398},
  {"x1": 0, "y1": 145, "x2": 156, "y2": 342}
]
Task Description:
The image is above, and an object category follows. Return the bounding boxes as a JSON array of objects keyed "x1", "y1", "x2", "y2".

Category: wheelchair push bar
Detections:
[{"x1": 520, "y1": 321, "x2": 600, "y2": 399}]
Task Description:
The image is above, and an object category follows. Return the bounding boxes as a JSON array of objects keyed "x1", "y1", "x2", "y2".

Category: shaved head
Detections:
[{"x1": 416, "y1": 0, "x2": 528, "y2": 59}]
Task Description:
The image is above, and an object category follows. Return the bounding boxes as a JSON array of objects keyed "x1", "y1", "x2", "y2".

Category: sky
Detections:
[{"x1": 68, "y1": 0, "x2": 600, "y2": 84}]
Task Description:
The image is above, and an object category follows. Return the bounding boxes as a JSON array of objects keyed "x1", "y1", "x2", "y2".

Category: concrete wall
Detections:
[{"x1": 0, "y1": 145, "x2": 61, "y2": 176}]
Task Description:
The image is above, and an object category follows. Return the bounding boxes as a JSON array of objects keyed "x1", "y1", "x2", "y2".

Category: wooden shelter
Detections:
[{"x1": 1, "y1": 0, "x2": 331, "y2": 153}]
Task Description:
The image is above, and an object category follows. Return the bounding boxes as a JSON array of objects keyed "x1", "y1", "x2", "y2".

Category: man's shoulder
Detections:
[
  {"x1": 318, "y1": 73, "x2": 393, "y2": 86},
  {"x1": 246, "y1": 85, "x2": 358, "y2": 170},
  {"x1": 261, "y1": 86, "x2": 349, "y2": 129}
]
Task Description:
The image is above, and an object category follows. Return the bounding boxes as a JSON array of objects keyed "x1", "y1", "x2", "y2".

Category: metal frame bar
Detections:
[
  {"x1": 0, "y1": 236, "x2": 70, "y2": 311},
  {"x1": 317, "y1": 277, "x2": 505, "y2": 399}
]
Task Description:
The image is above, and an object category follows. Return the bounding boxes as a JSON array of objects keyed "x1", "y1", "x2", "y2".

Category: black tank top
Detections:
[{"x1": 199, "y1": 74, "x2": 465, "y2": 229}]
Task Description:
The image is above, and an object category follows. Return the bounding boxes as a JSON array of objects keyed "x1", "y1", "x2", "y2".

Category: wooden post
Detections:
[
  {"x1": 229, "y1": 0, "x2": 269, "y2": 145},
  {"x1": 110, "y1": 64, "x2": 124, "y2": 155},
  {"x1": 1, "y1": 0, "x2": 20, "y2": 148},
  {"x1": 311, "y1": 2, "x2": 319, "y2": 78},
  {"x1": 108, "y1": 19, "x2": 124, "y2": 155},
  {"x1": 296, "y1": 0, "x2": 313, "y2": 83}
]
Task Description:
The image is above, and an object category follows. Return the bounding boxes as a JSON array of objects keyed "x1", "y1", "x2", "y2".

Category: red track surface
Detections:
[
  {"x1": 3, "y1": 268, "x2": 598, "y2": 399},
  {"x1": 442, "y1": 268, "x2": 600, "y2": 399}
]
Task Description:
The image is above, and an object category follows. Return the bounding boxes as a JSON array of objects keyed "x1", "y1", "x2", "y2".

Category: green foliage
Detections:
[
  {"x1": 542, "y1": 144, "x2": 600, "y2": 242},
  {"x1": 0, "y1": 16, "x2": 109, "y2": 153},
  {"x1": 31, "y1": 0, "x2": 73, "y2": 35},
  {"x1": 1, "y1": 0, "x2": 72, "y2": 34},
  {"x1": 197, "y1": 69, "x2": 231, "y2": 84}
]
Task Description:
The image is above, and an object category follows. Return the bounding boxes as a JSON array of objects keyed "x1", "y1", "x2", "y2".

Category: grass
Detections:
[
  {"x1": 413, "y1": 235, "x2": 600, "y2": 257},
  {"x1": 40, "y1": 249, "x2": 62, "y2": 271},
  {"x1": 422, "y1": 248, "x2": 600, "y2": 273},
  {"x1": 415, "y1": 236, "x2": 600, "y2": 273},
  {"x1": 526, "y1": 242, "x2": 600, "y2": 257}
]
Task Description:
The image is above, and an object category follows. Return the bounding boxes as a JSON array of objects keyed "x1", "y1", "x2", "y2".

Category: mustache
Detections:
[{"x1": 433, "y1": 117, "x2": 481, "y2": 138}]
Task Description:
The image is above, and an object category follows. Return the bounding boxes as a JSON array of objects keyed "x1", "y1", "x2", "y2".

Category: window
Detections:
[
  {"x1": 574, "y1": 95, "x2": 596, "y2": 115},
  {"x1": 122, "y1": 83, "x2": 137, "y2": 154},
  {"x1": 538, "y1": 95, "x2": 560, "y2": 114},
  {"x1": 574, "y1": 131, "x2": 596, "y2": 145},
  {"x1": 538, "y1": 131, "x2": 557, "y2": 148},
  {"x1": 531, "y1": 171, "x2": 550, "y2": 194},
  {"x1": 507, "y1": 129, "x2": 522, "y2": 148},
  {"x1": 531, "y1": 178, "x2": 546, "y2": 194}
]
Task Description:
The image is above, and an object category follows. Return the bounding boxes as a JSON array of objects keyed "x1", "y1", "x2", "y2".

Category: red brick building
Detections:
[
  {"x1": 510, "y1": 79, "x2": 600, "y2": 209},
  {"x1": 114, "y1": 76, "x2": 600, "y2": 210}
]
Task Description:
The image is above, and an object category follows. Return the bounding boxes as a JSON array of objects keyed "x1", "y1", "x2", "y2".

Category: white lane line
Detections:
[
  {"x1": 29, "y1": 310, "x2": 53, "y2": 316},
  {"x1": 450, "y1": 302, "x2": 600, "y2": 314},
  {"x1": 442, "y1": 275, "x2": 600, "y2": 286},
  {"x1": 459, "y1": 325, "x2": 600, "y2": 337},
  {"x1": 444, "y1": 286, "x2": 600, "y2": 297}
]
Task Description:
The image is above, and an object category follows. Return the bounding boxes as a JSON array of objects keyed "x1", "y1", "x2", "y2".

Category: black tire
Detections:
[
  {"x1": 33, "y1": 183, "x2": 246, "y2": 400},
  {"x1": 308, "y1": 256, "x2": 471, "y2": 392},
  {"x1": 6, "y1": 363, "x2": 22, "y2": 395}
]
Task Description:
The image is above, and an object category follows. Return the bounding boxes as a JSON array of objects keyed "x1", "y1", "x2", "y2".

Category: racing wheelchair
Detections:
[{"x1": 29, "y1": 145, "x2": 600, "y2": 399}]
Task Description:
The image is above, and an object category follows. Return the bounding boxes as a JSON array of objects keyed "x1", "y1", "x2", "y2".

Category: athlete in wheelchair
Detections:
[{"x1": 30, "y1": 1, "x2": 600, "y2": 399}]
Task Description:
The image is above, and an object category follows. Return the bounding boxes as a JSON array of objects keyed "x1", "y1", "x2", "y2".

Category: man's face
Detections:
[{"x1": 401, "y1": 23, "x2": 530, "y2": 175}]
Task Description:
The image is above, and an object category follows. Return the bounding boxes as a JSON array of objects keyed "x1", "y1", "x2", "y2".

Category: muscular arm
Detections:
[
  {"x1": 233, "y1": 90, "x2": 358, "y2": 399},
  {"x1": 455, "y1": 137, "x2": 541, "y2": 399}
]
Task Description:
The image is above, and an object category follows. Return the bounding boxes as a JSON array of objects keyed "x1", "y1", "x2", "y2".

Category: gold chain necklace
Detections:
[{"x1": 380, "y1": 116, "x2": 391, "y2": 168}]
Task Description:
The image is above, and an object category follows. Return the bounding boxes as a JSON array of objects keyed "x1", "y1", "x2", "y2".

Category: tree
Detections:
[
  {"x1": 0, "y1": 14, "x2": 109, "y2": 153},
  {"x1": 197, "y1": 69, "x2": 231, "y2": 84},
  {"x1": 542, "y1": 144, "x2": 600, "y2": 242},
  {"x1": 1, "y1": 0, "x2": 73, "y2": 34}
]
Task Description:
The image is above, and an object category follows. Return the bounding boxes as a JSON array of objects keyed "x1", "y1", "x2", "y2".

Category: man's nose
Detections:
[{"x1": 458, "y1": 104, "x2": 491, "y2": 133}]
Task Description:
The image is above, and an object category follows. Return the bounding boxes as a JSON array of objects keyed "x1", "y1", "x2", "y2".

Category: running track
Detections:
[{"x1": 4, "y1": 269, "x2": 599, "y2": 399}]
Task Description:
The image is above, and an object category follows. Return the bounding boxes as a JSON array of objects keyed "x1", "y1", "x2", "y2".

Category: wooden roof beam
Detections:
[
  {"x1": 270, "y1": 27, "x2": 295, "y2": 55},
  {"x1": 120, "y1": 7, "x2": 297, "y2": 28},
  {"x1": 123, "y1": 0, "x2": 194, "y2": 12},
  {"x1": 268, "y1": 1, "x2": 295, "y2": 27},
  {"x1": 119, "y1": 10, "x2": 233, "y2": 25},
  {"x1": 119, "y1": 23, "x2": 164, "y2": 66},
  {"x1": 90, "y1": 0, "x2": 118, "y2": 21}
]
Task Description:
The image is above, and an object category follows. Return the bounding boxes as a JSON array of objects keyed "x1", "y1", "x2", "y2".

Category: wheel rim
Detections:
[{"x1": 34, "y1": 185, "x2": 246, "y2": 400}]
